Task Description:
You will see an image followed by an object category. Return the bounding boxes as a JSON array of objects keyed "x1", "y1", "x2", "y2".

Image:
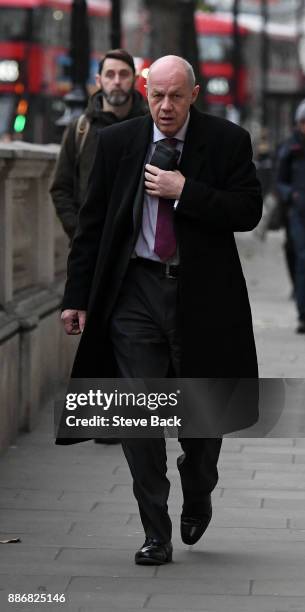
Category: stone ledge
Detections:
[
  {"x1": 0, "y1": 142, "x2": 59, "y2": 160},
  {"x1": 0, "y1": 311, "x2": 19, "y2": 343}
]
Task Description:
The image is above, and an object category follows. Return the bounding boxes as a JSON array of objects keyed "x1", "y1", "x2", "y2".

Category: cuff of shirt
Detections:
[{"x1": 173, "y1": 199, "x2": 179, "y2": 210}]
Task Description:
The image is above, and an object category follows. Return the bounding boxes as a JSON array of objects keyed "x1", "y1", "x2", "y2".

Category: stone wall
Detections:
[{"x1": 0, "y1": 142, "x2": 79, "y2": 452}]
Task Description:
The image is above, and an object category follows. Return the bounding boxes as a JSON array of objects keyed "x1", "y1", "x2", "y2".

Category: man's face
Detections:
[
  {"x1": 96, "y1": 58, "x2": 135, "y2": 106},
  {"x1": 147, "y1": 64, "x2": 199, "y2": 136}
]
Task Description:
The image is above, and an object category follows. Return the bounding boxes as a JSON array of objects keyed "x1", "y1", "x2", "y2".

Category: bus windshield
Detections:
[
  {"x1": 32, "y1": 8, "x2": 70, "y2": 47},
  {"x1": 0, "y1": 8, "x2": 29, "y2": 41},
  {"x1": 197, "y1": 34, "x2": 233, "y2": 63}
]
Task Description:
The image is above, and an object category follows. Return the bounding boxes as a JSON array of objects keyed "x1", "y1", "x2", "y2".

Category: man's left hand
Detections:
[{"x1": 145, "y1": 164, "x2": 185, "y2": 200}]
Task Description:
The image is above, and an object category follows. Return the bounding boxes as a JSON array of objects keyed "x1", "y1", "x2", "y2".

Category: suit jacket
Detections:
[{"x1": 57, "y1": 106, "x2": 263, "y2": 443}]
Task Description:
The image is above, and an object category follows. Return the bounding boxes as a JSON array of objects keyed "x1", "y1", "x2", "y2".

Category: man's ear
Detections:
[
  {"x1": 95, "y1": 74, "x2": 102, "y2": 89},
  {"x1": 191, "y1": 84, "x2": 200, "y2": 105}
]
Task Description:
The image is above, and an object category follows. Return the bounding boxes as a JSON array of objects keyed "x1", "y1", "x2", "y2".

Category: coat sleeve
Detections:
[
  {"x1": 176, "y1": 130, "x2": 263, "y2": 232},
  {"x1": 61, "y1": 135, "x2": 109, "y2": 311},
  {"x1": 275, "y1": 143, "x2": 293, "y2": 204},
  {"x1": 49, "y1": 122, "x2": 78, "y2": 240}
]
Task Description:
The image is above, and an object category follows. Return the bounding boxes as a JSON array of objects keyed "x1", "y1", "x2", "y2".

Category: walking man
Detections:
[
  {"x1": 59, "y1": 55, "x2": 262, "y2": 565},
  {"x1": 276, "y1": 100, "x2": 305, "y2": 333},
  {"x1": 50, "y1": 48, "x2": 147, "y2": 241}
]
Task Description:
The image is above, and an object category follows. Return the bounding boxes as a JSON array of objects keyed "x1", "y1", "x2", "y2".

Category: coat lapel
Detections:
[
  {"x1": 112, "y1": 108, "x2": 209, "y2": 230},
  {"x1": 179, "y1": 106, "x2": 208, "y2": 180},
  {"x1": 113, "y1": 115, "x2": 152, "y2": 230}
]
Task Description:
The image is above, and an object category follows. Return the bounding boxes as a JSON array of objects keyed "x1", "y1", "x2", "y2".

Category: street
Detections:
[{"x1": 1, "y1": 231, "x2": 305, "y2": 612}]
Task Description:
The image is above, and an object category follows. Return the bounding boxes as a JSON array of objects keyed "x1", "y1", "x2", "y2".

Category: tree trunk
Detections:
[
  {"x1": 232, "y1": 0, "x2": 239, "y2": 104},
  {"x1": 70, "y1": 0, "x2": 90, "y2": 88},
  {"x1": 144, "y1": 0, "x2": 205, "y2": 108},
  {"x1": 261, "y1": 0, "x2": 269, "y2": 126},
  {"x1": 144, "y1": 0, "x2": 181, "y2": 58},
  {"x1": 111, "y1": 0, "x2": 122, "y2": 48}
]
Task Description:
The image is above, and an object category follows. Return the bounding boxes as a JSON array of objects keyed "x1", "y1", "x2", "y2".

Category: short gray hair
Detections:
[{"x1": 147, "y1": 55, "x2": 196, "y2": 89}]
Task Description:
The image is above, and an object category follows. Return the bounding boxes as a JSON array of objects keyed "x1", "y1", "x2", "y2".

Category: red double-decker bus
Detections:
[
  {"x1": 195, "y1": 11, "x2": 302, "y2": 141},
  {"x1": 0, "y1": 0, "x2": 111, "y2": 142},
  {"x1": 196, "y1": 11, "x2": 248, "y2": 113}
]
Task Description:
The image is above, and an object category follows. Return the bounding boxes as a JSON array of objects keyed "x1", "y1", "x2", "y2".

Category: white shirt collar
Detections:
[{"x1": 153, "y1": 113, "x2": 190, "y2": 144}]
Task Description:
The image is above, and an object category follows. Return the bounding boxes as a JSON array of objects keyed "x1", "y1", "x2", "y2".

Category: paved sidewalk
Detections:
[{"x1": 1, "y1": 232, "x2": 305, "y2": 612}]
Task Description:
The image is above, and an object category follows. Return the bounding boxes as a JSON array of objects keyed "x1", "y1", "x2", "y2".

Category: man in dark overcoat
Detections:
[{"x1": 60, "y1": 55, "x2": 262, "y2": 565}]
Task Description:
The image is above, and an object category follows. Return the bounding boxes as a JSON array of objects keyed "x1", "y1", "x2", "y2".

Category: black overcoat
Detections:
[{"x1": 57, "y1": 107, "x2": 263, "y2": 442}]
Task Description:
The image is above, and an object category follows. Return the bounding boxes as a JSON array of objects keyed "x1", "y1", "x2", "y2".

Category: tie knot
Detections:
[{"x1": 162, "y1": 138, "x2": 178, "y2": 148}]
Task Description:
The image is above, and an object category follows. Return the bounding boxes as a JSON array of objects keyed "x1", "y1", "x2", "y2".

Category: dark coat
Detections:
[
  {"x1": 50, "y1": 90, "x2": 147, "y2": 239},
  {"x1": 276, "y1": 130, "x2": 305, "y2": 222},
  {"x1": 57, "y1": 107, "x2": 262, "y2": 443}
]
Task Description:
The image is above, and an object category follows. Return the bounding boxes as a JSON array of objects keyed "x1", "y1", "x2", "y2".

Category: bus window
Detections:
[
  {"x1": 32, "y1": 7, "x2": 70, "y2": 47},
  {"x1": 0, "y1": 8, "x2": 29, "y2": 41},
  {"x1": 270, "y1": 39, "x2": 299, "y2": 72},
  {"x1": 197, "y1": 34, "x2": 233, "y2": 63},
  {"x1": 89, "y1": 14, "x2": 110, "y2": 53}
]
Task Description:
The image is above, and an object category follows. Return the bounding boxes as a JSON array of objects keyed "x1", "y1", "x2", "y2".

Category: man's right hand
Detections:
[{"x1": 61, "y1": 309, "x2": 87, "y2": 334}]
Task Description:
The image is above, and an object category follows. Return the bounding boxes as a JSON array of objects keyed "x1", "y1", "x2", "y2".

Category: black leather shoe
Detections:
[
  {"x1": 94, "y1": 438, "x2": 120, "y2": 444},
  {"x1": 296, "y1": 319, "x2": 305, "y2": 334},
  {"x1": 135, "y1": 538, "x2": 173, "y2": 565},
  {"x1": 181, "y1": 495, "x2": 212, "y2": 545}
]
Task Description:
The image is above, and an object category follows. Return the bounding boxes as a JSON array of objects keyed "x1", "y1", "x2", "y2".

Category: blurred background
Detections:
[{"x1": 0, "y1": 0, "x2": 304, "y2": 146}]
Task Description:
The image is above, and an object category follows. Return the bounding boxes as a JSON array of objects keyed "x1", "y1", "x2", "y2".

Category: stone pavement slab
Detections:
[{"x1": 145, "y1": 594, "x2": 305, "y2": 611}]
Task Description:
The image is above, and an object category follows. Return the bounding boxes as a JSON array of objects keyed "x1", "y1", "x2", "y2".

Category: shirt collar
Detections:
[{"x1": 153, "y1": 113, "x2": 190, "y2": 144}]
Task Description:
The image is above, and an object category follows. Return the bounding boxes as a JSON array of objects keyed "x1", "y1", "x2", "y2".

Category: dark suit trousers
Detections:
[{"x1": 110, "y1": 260, "x2": 222, "y2": 543}]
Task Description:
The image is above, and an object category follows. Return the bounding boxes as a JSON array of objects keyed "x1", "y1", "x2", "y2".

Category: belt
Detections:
[{"x1": 131, "y1": 257, "x2": 180, "y2": 279}]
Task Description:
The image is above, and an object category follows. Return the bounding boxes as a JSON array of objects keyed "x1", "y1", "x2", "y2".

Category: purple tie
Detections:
[{"x1": 154, "y1": 138, "x2": 178, "y2": 261}]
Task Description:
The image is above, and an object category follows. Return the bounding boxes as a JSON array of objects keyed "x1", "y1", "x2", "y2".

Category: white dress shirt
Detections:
[{"x1": 134, "y1": 113, "x2": 190, "y2": 264}]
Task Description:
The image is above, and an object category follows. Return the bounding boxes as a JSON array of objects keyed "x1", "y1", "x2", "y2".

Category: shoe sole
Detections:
[{"x1": 135, "y1": 554, "x2": 172, "y2": 566}]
